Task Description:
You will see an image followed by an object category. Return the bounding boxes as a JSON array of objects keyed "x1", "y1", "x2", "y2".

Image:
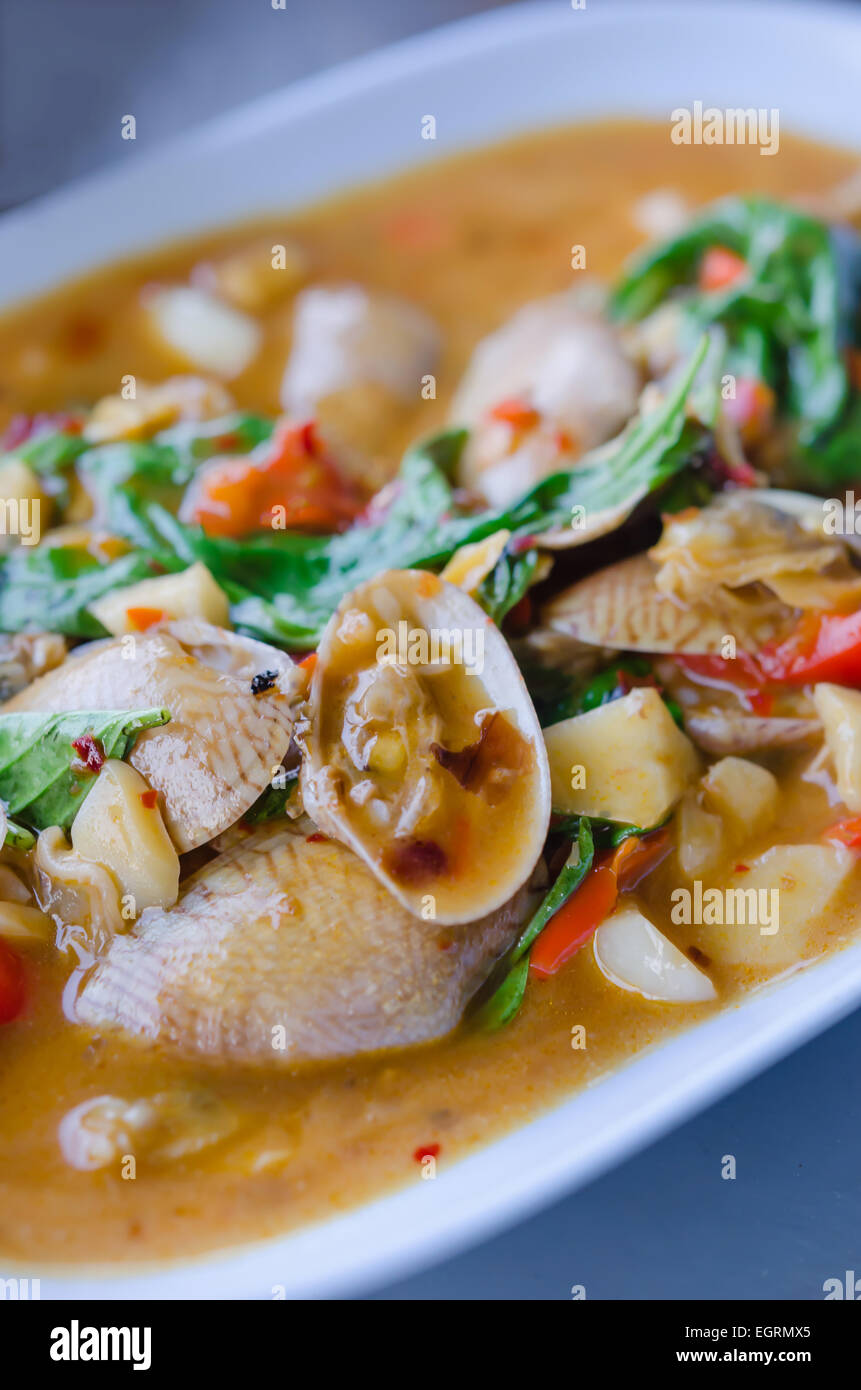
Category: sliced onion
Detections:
[{"x1": 594, "y1": 902, "x2": 716, "y2": 1003}]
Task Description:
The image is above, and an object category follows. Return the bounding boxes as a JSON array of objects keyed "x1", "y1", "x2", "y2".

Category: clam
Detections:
[
  {"x1": 682, "y1": 710, "x2": 821, "y2": 755},
  {"x1": 280, "y1": 284, "x2": 440, "y2": 484},
  {"x1": 299, "y1": 568, "x2": 551, "y2": 925},
  {"x1": 282, "y1": 284, "x2": 441, "y2": 416},
  {"x1": 743, "y1": 487, "x2": 861, "y2": 560},
  {"x1": 3, "y1": 624, "x2": 306, "y2": 851},
  {"x1": 649, "y1": 491, "x2": 861, "y2": 609},
  {"x1": 73, "y1": 824, "x2": 537, "y2": 1063},
  {"x1": 0, "y1": 631, "x2": 66, "y2": 701},
  {"x1": 540, "y1": 553, "x2": 731, "y2": 655},
  {"x1": 450, "y1": 291, "x2": 639, "y2": 509},
  {"x1": 539, "y1": 487, "x2": 861, "y2": 657}
]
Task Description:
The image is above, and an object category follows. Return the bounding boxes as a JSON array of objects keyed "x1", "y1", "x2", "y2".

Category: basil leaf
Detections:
[
  {"x1": 551, "y1": 815, "x2": 665, "y2": 849},
  {"x1": 795, "y1": 392, "x2": 861, "y2": 487},
  {"x1": 518, "y1": 662, "x2": 583, "y2": 728},
  {"x1": 504, "y1": 337, "x2": 713, "y2": 540},
  {"x1": 78, "y1": 411, "x2": 275, "y2": 531},
  {"x1": 472, "y1": 818, "x2": 595, "y2": 1031},
  {"x1": 0, "y1": 546, "x2": 174, "y2": 637},
  {"x1": 571, "y1": 657, "x2": 654, "y2": 716},
  {"x1": 152, "y1": 410, "x2": 274, "y2": 462},
  {"x1": 36, "y1": 346, "x2": 712, "y2": 654},
  {"x1": 242, "y1": 774, "x2": 299, "y2": 826},
  {"x1": 476, "y1": 546, "x2": 540, "y2": 625},
  {"x1": 217, "y1": 431, "x2": 515, "y2": 646},
  {"x1": 0, "y1": 707, "x2": 170, "y2": 832},
  {"x1": 511, "y1": 818, "x2": 596, "y2": 962},
  {"x1": 612, "y1": 195, "x2": 858, "y2": 447},
  {"x1": 471, "y1": 956, "x2": 530, "y2": 1033},
  {"x1": 4, "y1": 427, "x2": 88, "y2": 510},
  {"x1": 13, "y1": 429, "x2": 88, "y2": 477}
]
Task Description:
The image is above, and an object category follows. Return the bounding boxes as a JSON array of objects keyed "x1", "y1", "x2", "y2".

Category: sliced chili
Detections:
[
  {"x1": 698, "y1": 245, "x2": 747, "y2": 291},
  {"x1": 529, "y1": 862, "x2": 618, "y2": 978}
]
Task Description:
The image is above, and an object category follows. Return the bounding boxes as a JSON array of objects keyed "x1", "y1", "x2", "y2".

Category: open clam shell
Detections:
[
  {"x1": 744, "y1": 488, "x2": 861, "y2": 558},
  {"x1": 74, "y1": 824, "x2": 538, "y2": 1064},
  {"x1": 300, "y1": 569, "x2": 551, "y2": 925},
  {"x1": 540, "y1": 487, "x2": 861, "y2": 656}
]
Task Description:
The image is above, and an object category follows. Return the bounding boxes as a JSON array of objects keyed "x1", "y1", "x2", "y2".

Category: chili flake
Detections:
[
  {"x1": 413, "y1": 1143, "x2": 440, "y2": 1164},
  {"x1": 71, "y1": 734, "x2": 105, "y2": 774},
  {"x1": 250, "y1": 669, "x2": 278, "y2": 695}
]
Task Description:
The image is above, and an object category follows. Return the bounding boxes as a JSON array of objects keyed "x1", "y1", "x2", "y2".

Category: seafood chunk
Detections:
[
  {"x1": 594, "y1": 901, "x2": 716, "y2": 1003},
  {"x1": 3, "y1": 626, "x2": 305, "y2": 851},
  {"x1": 681, "y1": 710, "x2": 820, "y2": 756},
  {"x1": 0, "y1": 631, "x2": 66, "y2": 701},
  {"x1": 59, "y1": 1089, "x2": 238, "y2": 1170},
  {"x1": 73, "y1": 826, "x2": 534, "y2": 1063},
  {"x1": 146, "y1": 287, "x2": 261, "y2": 379},
  {"x1": 84, "y1": 375, "x2": 233, "y2": 444},
  {"x1": 299, "y1": 569, "x2": 551, "y2": 925},
  {"x1": 450, "y1": 291, "x2": 639, "y2": 505},
  {"x1": 538, "y1": 489, "x2": 861, "y2": 657},
  {"x1": 282, "y1": 284, "x2": 440, "y2": 412},
  {"x1": 34, "y1": 825, "x2": 124, "y2": 952},
  {"x1": 280, "y1": 284, "x2": 440, "y2": 475},
  {"x1": 650, "y1": 492, "x2": 861, "y2": 613}
]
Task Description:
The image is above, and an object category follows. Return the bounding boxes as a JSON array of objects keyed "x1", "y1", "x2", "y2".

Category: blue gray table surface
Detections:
[{"x1": 3, "y1": 0, "x2": 859, "y2": 1300}]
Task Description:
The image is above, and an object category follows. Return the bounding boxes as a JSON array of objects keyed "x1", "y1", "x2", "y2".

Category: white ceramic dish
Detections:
[{"x1": 3, "y1": 0, "x2": 861, "y2": 1299}]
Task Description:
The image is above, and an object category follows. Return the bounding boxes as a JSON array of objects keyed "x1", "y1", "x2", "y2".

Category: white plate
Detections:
[{"x1": 3, "y1": 0, "x2": 860, "y2": 1299}]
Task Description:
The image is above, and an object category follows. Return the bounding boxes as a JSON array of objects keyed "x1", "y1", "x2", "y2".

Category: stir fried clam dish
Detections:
[{"x1": 1, "y1": 122, "x2": 861, "y2": 1263}]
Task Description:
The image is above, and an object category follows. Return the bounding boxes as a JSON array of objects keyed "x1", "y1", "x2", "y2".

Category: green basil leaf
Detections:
[
  {"x1": 552, "y1": 815, "x2": 666, "y2": 849},
  {"x1": 242, "y1": 773, "x2": 299, "y2": 826},
  {"x1": 472, "y1": 818, "x2": 595, "y2": 1031},
  {"x1": 470, "y1": 956, "x2": 530, "y2": 1033},
  {"x1": 13, "y1": 429, "x2": 88, "y2": 476},
  {"x1": 612, "y1": 195, "x2": 858, "y2": 446},
  {"x1": 0, "y1": 545, "x2": 178, "y2": 638},
  {"x1": 0, "y1": 707, "x2": 170, "y2": 832},
  {"x1": 477, "y1": 546, "x2": 540, "y2": 625}
]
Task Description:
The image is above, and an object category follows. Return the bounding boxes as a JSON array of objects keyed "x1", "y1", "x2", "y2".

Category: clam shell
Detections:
[
  {"x1": 744, "y1": 487, "x2": 861, "y2": 558},
  {"x1": 3, "y1": 626, "x2": 305, "y2": 851},
  {"x1": 300, "y1": 569, "x2": 551, "y2": 925},
  {"x1": 73, "y1": 825, "x2": 534, "y2": 1063},
  {"x1": 541, "y1": 553, "x2": 730, "y2": 655},
  {"x1": 683, "y1": 710, "x2": 821, "y2": 755}
]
